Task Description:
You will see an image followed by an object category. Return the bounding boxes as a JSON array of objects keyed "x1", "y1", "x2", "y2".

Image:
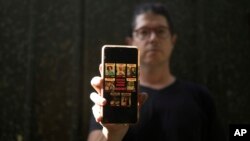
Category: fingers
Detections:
[
  {"x1": 92, "y1": 104, "x2": 102, "y2": 122},
  {"x1": 90, "y1": 92, "x2": 106, "y2": 122},
  {"x1": 90, "y1": 92, "x2": 106, "y2": 106},
  {"x1": 90, "y1": 71, "x2": 105, "y2": 123},
  {"x1": 90, "y1": 76, "x2": 103, "y2": 95},
  {"x1": 90, "y1": 64, "x2": 103, "y2": 94}
]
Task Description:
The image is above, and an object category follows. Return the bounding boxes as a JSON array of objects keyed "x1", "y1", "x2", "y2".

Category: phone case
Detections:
[{"x1": 101, "y1": 45, "x2": 139, "y2": 123}]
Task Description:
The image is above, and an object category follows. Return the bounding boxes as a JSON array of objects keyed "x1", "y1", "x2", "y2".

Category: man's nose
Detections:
[{"x1": 148, "y1": 31, "x2": 158, "y2": 40}]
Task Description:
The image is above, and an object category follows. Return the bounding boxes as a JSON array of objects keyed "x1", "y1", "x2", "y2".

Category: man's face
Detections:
[{"x1": 131, "y1": 12, "x2": 176, "y2": 67}]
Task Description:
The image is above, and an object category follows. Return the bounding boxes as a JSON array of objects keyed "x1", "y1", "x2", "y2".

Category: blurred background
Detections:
[{"x1": 0, "y1": 0, "x2": 249, "y2": 141}]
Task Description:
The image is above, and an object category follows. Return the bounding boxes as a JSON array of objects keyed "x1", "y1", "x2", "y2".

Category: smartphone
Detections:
[{"x1": 101, "y1": 45, "x2": 139, "y2": 124}]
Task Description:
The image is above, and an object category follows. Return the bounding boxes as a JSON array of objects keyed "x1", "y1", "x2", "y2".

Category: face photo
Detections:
[
  {"x1": 105, "y1": 63, "x2": 115, "y2": 76},
  {"x1": 116, "y1": 64, "x2": 126, "y2": 77}
]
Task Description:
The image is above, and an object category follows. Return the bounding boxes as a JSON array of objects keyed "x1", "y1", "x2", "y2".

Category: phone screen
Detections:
[{"x1": 102, "y1": 45, "x2": 139, "y2": 123}]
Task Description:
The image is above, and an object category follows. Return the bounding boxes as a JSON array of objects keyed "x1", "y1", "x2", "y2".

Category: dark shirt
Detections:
[{"x1": 89, "y1": 79, "x2": 226, "y2": 141}]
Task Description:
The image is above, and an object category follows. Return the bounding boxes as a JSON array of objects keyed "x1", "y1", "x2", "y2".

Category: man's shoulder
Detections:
[
  {"x1": 177, "y1": 79, "x2": 215, "y2": 106},
  {"x1": 176, "y1": 79, "x2": 209, "y2": 93},
  {"x1": 175, "y1": 79, "x2": 214, "y2": 101}
]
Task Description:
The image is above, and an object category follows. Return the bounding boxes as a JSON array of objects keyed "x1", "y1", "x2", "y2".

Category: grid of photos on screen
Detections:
[{"x1": 105, "y1": 63, "x2": 137, "y2": 107}]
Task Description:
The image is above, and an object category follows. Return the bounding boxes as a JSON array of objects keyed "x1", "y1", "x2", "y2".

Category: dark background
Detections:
[{"x1": 0, "y1": 0, "x2": 249, "y2": 141}]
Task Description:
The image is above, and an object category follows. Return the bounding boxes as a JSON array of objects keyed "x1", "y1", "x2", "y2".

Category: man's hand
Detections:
[
  {"x1": 89, "y1": 76, "x2": 129, "y2": 141},
  {"x1": 88, "y1": 65, "x2": 147, "y2": 141}
]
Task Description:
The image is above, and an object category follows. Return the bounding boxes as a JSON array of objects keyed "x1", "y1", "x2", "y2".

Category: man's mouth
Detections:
[{"x1": 147, "y1": 48, "x2": 161, "y2": 53}]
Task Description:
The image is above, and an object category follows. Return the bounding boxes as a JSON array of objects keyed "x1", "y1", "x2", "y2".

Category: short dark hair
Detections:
[{"x1": 129, "y1": 2, "x2": 175, "y2": 37}]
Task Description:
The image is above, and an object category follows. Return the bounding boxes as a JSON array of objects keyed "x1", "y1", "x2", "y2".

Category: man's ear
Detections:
[
  {"x1": 125, "y1": 36, "x2": 133, "y2": 45},
  {"x1": 172, "y1": 34, "x2": 178, "y2": 45}
]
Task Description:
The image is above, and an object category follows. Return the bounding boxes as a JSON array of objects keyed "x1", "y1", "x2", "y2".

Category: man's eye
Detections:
[
  {"x1": 156, "y1": 29, "x2": 166, "y2": 34},
  {"x1": 140, "y1": 30, "x2": 149, "y2": 35}
]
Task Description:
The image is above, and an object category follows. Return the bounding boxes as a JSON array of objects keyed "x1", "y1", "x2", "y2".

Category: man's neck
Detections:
[{"x1": 140, "y1": 63, "x2": 176, "y2": 90}]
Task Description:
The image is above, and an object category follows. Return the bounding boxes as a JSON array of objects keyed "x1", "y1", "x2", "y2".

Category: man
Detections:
[{"x1": 88, "y1": 2, "x2": 226, "y2": 141}]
